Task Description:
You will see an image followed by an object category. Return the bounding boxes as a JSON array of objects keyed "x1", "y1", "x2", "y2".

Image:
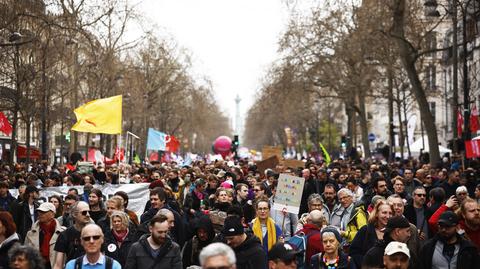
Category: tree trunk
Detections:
[
  {"x1": 391, "y1": 0, "x2": 440, "y2": 165},
  {"x1": 358, "y1": 93, "x2": 371, "y2": 158}
]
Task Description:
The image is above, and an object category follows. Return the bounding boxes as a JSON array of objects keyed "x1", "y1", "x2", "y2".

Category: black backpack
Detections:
[{"x1": 74, "y1": 255, "x2": 114, "y2": 269}]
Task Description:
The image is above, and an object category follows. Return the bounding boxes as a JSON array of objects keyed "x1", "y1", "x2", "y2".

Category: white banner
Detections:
[
  {"x1": 9, "y1": 183, "x2": 150, "y2": 217},
  {"x1": 272, "y1": 174, "x2": 305, "y2": 215}
]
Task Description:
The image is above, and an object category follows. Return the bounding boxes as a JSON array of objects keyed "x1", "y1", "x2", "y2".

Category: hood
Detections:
[
  {"x1": 0, "y1": 233, "x2": 19, "y2": 249},
  {"x1": 195, "y1": 216, "x2": 216, "y2": 243}
]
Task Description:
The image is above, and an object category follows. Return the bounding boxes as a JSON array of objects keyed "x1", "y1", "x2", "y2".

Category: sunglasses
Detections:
[
  {"x1": 80, "y1": 210, "x2": 91, "y2": 216},
  {"x1": 415, "y1": 194, "x2": 426, "y2": 197},
  {"x1": 82, "y1": 235, "x2": 101, "y2": 241}
]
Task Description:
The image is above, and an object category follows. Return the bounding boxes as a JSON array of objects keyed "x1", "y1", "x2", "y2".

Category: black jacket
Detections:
[
  {"x1": 348, "y1": 223, "x2": 378, "y2": 268},
  {"x1": 233, "y1": 234, "x2": 267, "y2": 269},
  {"x1": 418, "y1": 235, "x2": 480, "y2": 269},
  {"x1": 404, "y1": 203, "x2": 432, "y2": 238},
  {"x1": 138, "y1": 206, "x2": 185, "y2": 247},
  {"x1": 362, "y1": 236, "x2": 416, "y2": 269},
  {"x1": 124, "y1": 234, "x2": 182, "y2": 269},
  {"x1": 181, "y1": 216, "x2": 216, "y2": 268},
  {"x1": 104, "y1": 228, "x2": 139, "y2": 268},
  {"x1": 10, "y1": 200, "x2": 39, "y2": 242},
  {"x1": 310, "y1": 251, "x2": 354, "y2": 269},
  {"x1": 0, "y1": 234, "x2": 20, "y2": 269}
]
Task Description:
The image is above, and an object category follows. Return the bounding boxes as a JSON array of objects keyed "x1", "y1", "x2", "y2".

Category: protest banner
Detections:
[
  {"x1": 262, "y1": 146, "x2": 283, "y2": 160},
  {"x1": 9, "y1": 183, "x2": 149, "y2": 218},
  {"x1": 272, "y1": 173, "x2": 305, "y2": 215}
]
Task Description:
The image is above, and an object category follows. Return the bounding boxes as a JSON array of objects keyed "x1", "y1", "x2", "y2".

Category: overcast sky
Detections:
[{"x1": 137, "y1": 0, "x2": 292, "y2": 134}]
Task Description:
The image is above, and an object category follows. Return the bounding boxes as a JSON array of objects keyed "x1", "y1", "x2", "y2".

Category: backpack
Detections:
[
  {"x1": 287, "y1": 230, "x2": 320, "y2": 269},
  {"x1": 74, "y1": 255, "x2": 113, "y2": 269}
]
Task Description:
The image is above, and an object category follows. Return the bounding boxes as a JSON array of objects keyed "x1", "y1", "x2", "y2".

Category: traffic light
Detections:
[
  {"x1": 341, "y1": 135, "x2": 347, "y2": 148},
  {"x1": 231, "y1": 135, "x2": 239, "y2": 159}
]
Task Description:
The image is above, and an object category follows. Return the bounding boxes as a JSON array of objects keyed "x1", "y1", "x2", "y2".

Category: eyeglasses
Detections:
[
  {"x1": 82, "y1": 235, "x2": 101, "y2": 241},
  {"x1": 415, "y1": 193, "x2": 426, "y2": 197},
  {"x1": 257, "y1": 207, "x2": 269, "y2": 211},
  {"x1": 458, "y1": 192, "x2": 468, "y2": 196},
  {"x1": 80, "y1": 210, "x2": 91, "y2": 216}
]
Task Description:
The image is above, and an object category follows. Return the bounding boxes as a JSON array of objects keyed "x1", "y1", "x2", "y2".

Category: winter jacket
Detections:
[
  {"x1": 295, "y1": 223, "x2": 324, "y2": 266},
  {"x1": 348, "y1": 223, "x2": 378, "y2": 268},
  {"x1": 0, "y1": 233, "x2": 20, "y2": 269},
  {"x1": 103, "y1": 228, "x2": 139, "y2": 268},
  {"x1": 362, "y1": 235, "x2": 417, "y2": 269},
  {"x1": 181, "y1": 216, "x2": 215, "y2": 268},
  {"x1": 0, "y1": 192, "x2": 15, "y2": 211},
  {"x1": 24, "y1": 219, "x2": 65, "y2": 268},
  {"x1": 404, "y1": 203, "x2": 432, "y2": 238},
  {"x1": 124, "y1": 234, "x2": 182, "y2": 269},
  {"x1": 9, "y1": 200, "x2": 39, "y2": 242},
  {"x1": 138, "y1": 206, "x2": 185, "y2": 247},
  {"x1": 342, "y1": 203, "x2": 367, "y2": 243},
  {"x1": 418, "y1": 235, "x2": 480, "y2": 269},
  {"x1": 310, "y1": 251, "x2": 355, "y2": 269},
  {"x1": 232, "y1": 234, "x2": 267, "y2": 269}
]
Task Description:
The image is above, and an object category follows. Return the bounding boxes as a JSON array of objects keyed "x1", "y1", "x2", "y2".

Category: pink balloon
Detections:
[{"x1": 214, "y1": 136, "x2": 232, "y2": 157}]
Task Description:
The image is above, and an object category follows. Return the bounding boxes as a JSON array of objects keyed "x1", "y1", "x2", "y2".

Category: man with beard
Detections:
[
  {"x1": 362, "y1": 177, "x2": 391, "y2": 208},
  {"x1": 167, "y1": 170, "x2": 184, "y2": 200},
  {"x1": 322, "y1": 184, "x2": 338, "y2": 225},
  {"x1": 419, "y1": 211, "x2": 479, "y2": 269},
  {"x1": 383, "y1": 242, "x2": 410, "y2": 269},
  {"x1": 88, "y1": 188, "x2": 106, "y2": 224},
  {"x1": 125, "y1": 214, "x2": 182, "y2": 269},
  {"x1": 429, "y1": 198, "x2": 480, "y2": 250}
]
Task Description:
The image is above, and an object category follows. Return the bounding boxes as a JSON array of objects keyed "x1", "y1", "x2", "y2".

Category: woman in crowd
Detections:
[
  {"x1": 48, "y1": 195, "x2": 63, "y2": 218},
  {"x1": 251, "y1": 197, "x2": 282, "y2": 254},
  {"x1": 98, "y1": 196, "x2": 126, "y2": 233},
  {"x1": 310, "y1": 226, "x2": 354, "y2": 269},
  {"x1": 0, "y1": 212, "x2": 20, "y2": 269},
  {"x1": 181, "y1": 215, "x2": 216, "y2": 268},
  {"x1": 103, "y1": 211, "x2": 138, "y2": 268},
  {"x1": 212, "y1": 188, "x2": 232, "y2": 212},
  {"x1": 9, "y1": 245, "x2": 44, "y2": 269},
  {"x1": 349, "y1": 200, "x2": 393, "y2": 268}
]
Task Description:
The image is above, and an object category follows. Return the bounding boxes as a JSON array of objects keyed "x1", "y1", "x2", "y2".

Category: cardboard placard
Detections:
[
  {"x1": 272, "y1": 173, "x2": 305, "y2": 215},
  {"x1": 281, "y1": 159, "x2": 305, "y2": 169},
  {"x1": 262, "y1": 146, "x2": 283, "y2": 160},
  {"x1": 256, "y1": 155, "x2": 280, "y2": 175}
]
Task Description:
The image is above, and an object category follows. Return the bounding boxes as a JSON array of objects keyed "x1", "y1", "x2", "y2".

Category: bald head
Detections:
[
  {"x1": 81, "y1": 223, "x2": 103, "y2": 238},
  {"x1": 157, "y1": 208, "x2": 175, "y2": 230},
  {"x1": 309, "y1": 210, "x2": 324, "y2": 227}
]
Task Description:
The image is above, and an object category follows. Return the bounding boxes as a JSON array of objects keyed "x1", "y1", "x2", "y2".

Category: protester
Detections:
[
  {"x1": 56, "y1": 194, "x2": 78, "y2": 228},
  {"x1": 97, "y1": 196, "x2": 124, "y2": 234},
  {"x1": 335, "y1": 188, "x2": 367, "y2": 243},
  {"x1": 53, "y1": 201, "x2": 92, "y2": 269},
  {"x1": 310, "y1": 226, "x2": 352, "y2": 269},
  {"x1": 103, "y1": 210, "x2": 138, "y2": 268},
  {"x1": 383, "y1": 242, "x2": 410, "y2": 269},
  {"x1": 268, "y1": 243, "x2": 299, "y2": 269},
  {"x1": 182, "y1": 216, "x2": 216, "y2": 268},
  {"x1": 113, "y1": 191, "x2": 139, "y2": 225},
  {"x1": 8, "y1": 245, "x2": 45, "y2": 269},
  {"x1": 386, "y1": 195, "x2": 420, "y2": 254},
  {"x1": 234, "y1": 183, "x2": 254, "y2": 223},
  {"x1": 48, "y1": 196, "x2": 63, "y2": 219},
  {"x1": 88, "y1": 188, "x2": 106, "y2": 224},
  {"x1": 297, "y1": 194, "x2": 328, "y2": 232},
  {"x1": 25, "y1": 202, "x2": 65, "y2": 269},
  {"x1": 198, "y1": 242, "x2": 236, "y2": 269},
  {"x1": 349, "y1": 200, "x2": 393, "y2": 268},
  {"x1": 0, "y1": 211, "x2": 20, "y2": 269},
  {"x1": 293, "y1": 210, "x2": 324, "y2": 267},
  {"x1": 10, "y1": 185, "x2": 40, "y2": 242},
  {"x1": 404, "y1": 186, "x2": 431, "y2": 240},
  {"x1": 0, "y1": 181, "x2": 15, "y2": 211},
  {"x1": 269, "y1": 182, "x2": 298, "y2": 241},
  {"x1": 251, "y1": 197, "x2": 282, "y2": 254},
  {"x1": 222, "y1": 215, "x2": 266, "y2": 269},
  {"x1": 419, "y1": 211, "x2": 479, "y2": 269},
  {"x1": 125, "y1": 214, "x2": 182, "y2": 269},
  {"x1": 64, "y1": 224, "x2": 121, "y2": 269}
]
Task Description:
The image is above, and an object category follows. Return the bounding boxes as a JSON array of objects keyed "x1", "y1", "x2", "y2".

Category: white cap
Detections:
[
  {"x1": 36, "y1": 202, "x2": 56, "y2": 213},
  {"x1": 384, "y1": 242, "x2": 410, "y2": 258}
]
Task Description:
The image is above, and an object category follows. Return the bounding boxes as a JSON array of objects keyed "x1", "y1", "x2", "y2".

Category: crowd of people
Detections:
[{"x1": 0, "y1": 155, "x2": 479, "y2": 269}]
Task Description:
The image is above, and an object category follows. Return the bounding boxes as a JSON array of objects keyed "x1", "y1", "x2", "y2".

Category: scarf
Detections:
[
  {"x1": 193, "y1": 189, "x2": 204, "y2": 200},
  {"x1": 252, "y1": 217, "x2": 277, "y2": 250},
  {"x1": 39, "y1": 220, "x2": 56, "y2": 260},
  {"x1": 113, "y1": 229, "x2": 129, "y2": 247}
]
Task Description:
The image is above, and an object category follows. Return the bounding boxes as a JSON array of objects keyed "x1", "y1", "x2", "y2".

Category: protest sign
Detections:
[
  {"x1": 281, "y1": 159, "x2": 305, "y2": 169},
  {"x1": 262, "y1": 146, "x2": 283, "y2": 160},
  {"x1": 9, "y1": 183, "x2": 149, "y2": 218},
  {"x1": 272, "y1": 173, "x2": 305, "y2": 215},
  {"x1": 256, "y1": 155, "x2": 280, "y2": 175}
]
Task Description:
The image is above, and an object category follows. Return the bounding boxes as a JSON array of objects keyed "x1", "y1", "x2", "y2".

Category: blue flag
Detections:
[{"x1": 147, "y1": 128, "x2": 167, "y2": 151}]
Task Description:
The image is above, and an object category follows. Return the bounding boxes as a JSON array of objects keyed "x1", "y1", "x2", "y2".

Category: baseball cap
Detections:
[
  {"x1": 384, "y1": 216, "x2": 410, "y2": 233},
  {"x1": 268, "y1": 243, "x2": 301, "y2": 261},
  {"x1": 438, "y1": 211, "x2": 459, "y2": 226},
  {"x1": 36, "y1": 202, "x2": 56, "y2": 213},
  {"x1": 221, "y1": 216, "x2": 244, "y2": 236},
  {"x1": 384, "y1": 241, "x2": 410, "y2": 258}
]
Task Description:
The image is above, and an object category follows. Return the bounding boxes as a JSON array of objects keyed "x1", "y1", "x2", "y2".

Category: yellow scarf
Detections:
[{"x1": 252, "y1": 217, "x2": 277, "y2": 250}]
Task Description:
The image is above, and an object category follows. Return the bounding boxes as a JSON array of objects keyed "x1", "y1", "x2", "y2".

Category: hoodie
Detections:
[{"x1": 181, "y1": 216, "x2": 216, "y2": 268}]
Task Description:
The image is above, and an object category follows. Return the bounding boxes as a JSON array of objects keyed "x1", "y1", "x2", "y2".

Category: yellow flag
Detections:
[{"x1": 71, "y1": 95, "x2": 122, "y2": 134}]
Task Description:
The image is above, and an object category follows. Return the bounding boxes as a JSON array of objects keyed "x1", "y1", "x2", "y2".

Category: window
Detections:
[
  {"x1": 426, "y1": 64, "x2": 437, "y2": 90},
  {"x1": 426, "y1": 31, "x2": 437, "y2": 57},
  {"x1": 429, "y1": 102, "x2": 437, "y2": 124}
]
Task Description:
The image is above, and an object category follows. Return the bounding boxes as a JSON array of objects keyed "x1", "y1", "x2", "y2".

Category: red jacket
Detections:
[
  {"x1": 429, "y1": 204, "x2": 480, "y2": 251},
  {"x1": 296, "y1": 224, "x2": 324, "y2": 264}
]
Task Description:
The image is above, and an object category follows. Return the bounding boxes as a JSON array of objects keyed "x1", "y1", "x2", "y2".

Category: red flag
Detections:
[
  {"x1": 465, "y1": 140, "x2": 480, "y2": 158},
  {"x1": 471, "y1": 105, "x2": 479, "y2": 134},
  {"x1": 113, "y1": 147, "x2": 125, "y2": 162},
  {"x1": 0, "y1": 112, "x2": 12, "y2": 136},
  {"x1": 165, "y1": 135, "x2": 180, "y2": 152},
  {"x1": 457, "y1": 109, "x2": 463, "y2": 138}
]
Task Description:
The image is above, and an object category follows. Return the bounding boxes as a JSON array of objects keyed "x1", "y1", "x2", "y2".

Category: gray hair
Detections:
[
  {"x1": 157, "y1": 208, "x2": 174, "y2": 218},
  {"x1": 307, "y1": 193, "x2": 323, "y2": 205},
  {"x1": 337, "y1": 188, "x2": 353, "y2": 198},
  {"x1": 70, "y1": 201, "x2": 89, "y2": 215},
  {"x1": 199, "y1": 243, "x2": 236, "y2": 266},
  {"x1": 9, "y1": 245, "x2": 44, "y2": 269}
]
